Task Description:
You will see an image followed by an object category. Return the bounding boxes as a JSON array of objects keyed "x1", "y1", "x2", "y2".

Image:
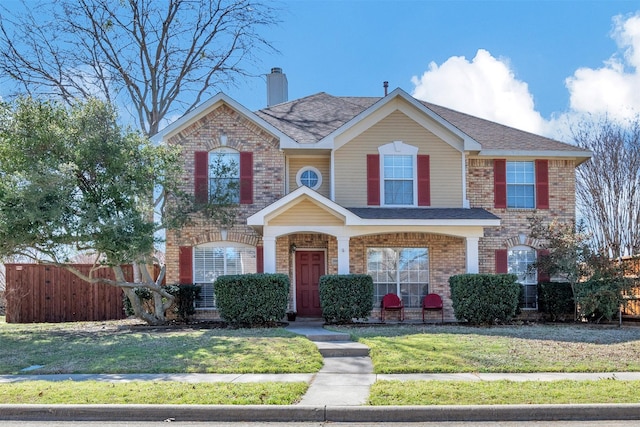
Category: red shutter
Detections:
[
  {"x1": 256, "y1": 246, "x2": 264, "y2": 273},
  {"x1": 367, "y1": 154, "x2": 380, "y2": 206},
  {"x1": 535, "y1": 159, "x2": 549, "y2": 209},
  {"x1": 179, "y1": 246, "x2": 193, "y2": 284},
  {"x1": 494, "y1": 159, "x2": 507, "y2": 209},
  {"x1": 495, "y1": 249, "x2": 508, "y2": 274},
  {"x1": 417, "y1": 154, "x2": 431, "y2": 206},
  {"x1": 239, "y1": 152, "x2": 253, "y2": 204},
  {"x1": 194, "y1": 151, "x2": 209, "y2": 204},
  {"x1": 537, "y1": 249, "x2": 551, "y2": 282}
]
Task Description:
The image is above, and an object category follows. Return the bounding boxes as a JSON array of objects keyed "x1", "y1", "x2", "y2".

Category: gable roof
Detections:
[
  {"x1": 255, "y1": 90, "x2": 591, "y2": 161},
  {"x1": 150, "y1": 92, "x2": 296, "y2": 145}
]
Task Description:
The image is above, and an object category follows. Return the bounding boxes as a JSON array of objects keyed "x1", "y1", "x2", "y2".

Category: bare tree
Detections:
[
  {"x1": 573, "y1": 117, "x2": 640, "y2": 259},
  {"x1": 0, "y1": 0, "x2": 278, "y2": 136}
]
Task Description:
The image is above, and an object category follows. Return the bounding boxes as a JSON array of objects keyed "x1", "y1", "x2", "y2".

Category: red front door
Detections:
[{"x1": 295, "y1": 251, "x2": 325, "y2": 317}]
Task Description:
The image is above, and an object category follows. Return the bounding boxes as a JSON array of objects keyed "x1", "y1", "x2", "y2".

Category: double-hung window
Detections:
[
  {"x1": 383, "y1": 155, "x2": 414, "y2": 205},
  {"x1": 367, "y1": 247, "x2": 429, "y2": 308},
  {"x1": 209, "y1": 148, "x2": 240, "y2": 204},
  {"x1": 506, "y1": 161, "x2": 535, "y2": 209},
  {"x1": 193, "y1": 243, "x2": 256, "y2": 308}
]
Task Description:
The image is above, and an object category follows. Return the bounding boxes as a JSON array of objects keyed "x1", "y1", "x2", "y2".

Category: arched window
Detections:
[{"x1": 508, "y1": 245, "x2": 537, "y2": 309}]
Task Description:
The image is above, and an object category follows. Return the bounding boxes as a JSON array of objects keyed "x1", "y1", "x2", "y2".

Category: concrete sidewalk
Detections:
[{"x1": 2, "y1": 319, "x2": 640, "y2": 422}]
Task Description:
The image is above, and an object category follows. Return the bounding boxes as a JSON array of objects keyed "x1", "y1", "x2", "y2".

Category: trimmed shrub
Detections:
[
  {"x1": 537, "y1": 282, "x2": 575, "y2": 321},
  {"x1": 450, "y1": 274, "x2": 520, "y2": 325},
  {"x1": 214, "y1": 273, "x2": 289, "y2": 326},
  {"x1": 319, "y1": 274, "x2": 373, "y2": 324}
]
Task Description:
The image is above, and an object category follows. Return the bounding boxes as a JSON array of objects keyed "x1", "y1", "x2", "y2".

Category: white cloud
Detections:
[
  {"x1": 411, "y1": 49, "x2": 546, "y2": 134},
  {"x1": 565, "y1": 12, "x2": 640, "y2": 121},
  {"x1": 410, "y1": 13, "x2": 640, "y2": 141}
]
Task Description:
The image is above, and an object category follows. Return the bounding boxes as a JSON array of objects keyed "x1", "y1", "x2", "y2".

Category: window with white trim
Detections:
[
  {"x1": 379, "y1": 141, "x2": 419, "y2": 206},
  {"x1": 296, "y1": 166, "x2": 322, "y2": 190},
  {"x1": 193, "y1": 243, "x2": 256, "y2": 308},
  {"x1": 367, "y1": 247, "x2": 429, "y2": 308},
  {"x1": 508, "y1": 246, "x2": 537, "y2": 309},
  {"x1": 506, "y1": 161, "x2": 535, "y2": 209},
  {"x1": 209, "y1": 148, "x2": 240, "y2": 204}
]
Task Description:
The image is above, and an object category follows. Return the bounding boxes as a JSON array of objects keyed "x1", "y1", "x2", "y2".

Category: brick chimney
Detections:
[{"x1": 267, "y1": 67, "x2": 288, "y2": 107}]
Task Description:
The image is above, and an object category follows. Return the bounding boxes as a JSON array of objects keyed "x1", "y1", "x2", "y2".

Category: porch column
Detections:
[
  {"x1": 337, "y1": 236, "x2": 350, "y2": 274},
  {"x1": 263, "y1": 236, "x2": 277, "y2": 273},
  {"x1": 466, "y1": 237, "x2": 480, "y2": 274}
]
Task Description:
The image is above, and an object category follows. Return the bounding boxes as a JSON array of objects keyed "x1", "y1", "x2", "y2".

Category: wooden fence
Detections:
[
  {"x1": 621, "y1": 256, "x2": 640, "y2": 317},
  {"x1": 5, "y1": 264, "x2": 133, "y2": 323}
]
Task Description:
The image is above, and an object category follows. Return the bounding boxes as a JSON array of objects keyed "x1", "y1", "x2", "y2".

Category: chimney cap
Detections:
[{"x1": 270, "y1": 67, "x2": 283, "y2": 74}]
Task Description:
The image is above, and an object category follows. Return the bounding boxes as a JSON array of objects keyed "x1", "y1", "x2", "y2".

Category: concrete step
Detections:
[
  {"x1": 313, "y1": 341, "x2": 370, "y2": 358},
  {"x1": 304, "y1": 332, "x2": 351, "y2": 342}
]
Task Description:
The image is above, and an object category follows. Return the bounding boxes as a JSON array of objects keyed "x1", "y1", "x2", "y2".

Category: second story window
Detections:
[
  {"x1": 367, "y1": 141, "x2": 430, "y2": 207},
  {"x1": 296, "y1": 166, "x2": 322, "y2": 190},
  {"x1": 383, "y1": 155, "x2": 414, "y2": 205},
  {"x1": 209, "y1": 148, "x2": 240, "y2": 204},
  {"x1": 494, "y1": 159, "x2": 548, "y2": 210},
  {"x1": 506, "y1": 161, "x2": 534, "y2": 209}
]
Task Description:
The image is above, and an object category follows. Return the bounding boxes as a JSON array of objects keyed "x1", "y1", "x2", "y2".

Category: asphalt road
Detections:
[{"x1": 1, "y1": 422, "x2": 638, "y2": 427}]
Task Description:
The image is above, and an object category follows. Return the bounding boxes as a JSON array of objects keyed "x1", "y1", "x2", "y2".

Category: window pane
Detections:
[
  {"x1": 508, "y1": 247, "x2": 537, "y2": 309},
  {"x1": 367, "y1": 247, "x2": 428, "y2": 308},
  {"x1": 300, "y1": 170, "x2": 318, "y2": 187},
  {"x1": 506, "y1": 161, "x2": 535, "y2": 208},
  {"x1": 507, "y1": 184, "x2": 535, "y2": 208},
  {"x1": 194, "y1": 245, "x2": 256, "y2": 308},
  {"x1": 384, "y1": 180, "x2": 413, "y2": 205},
  {"x1": 209, "y1": 151, "x2": 240, "y2": 203}
]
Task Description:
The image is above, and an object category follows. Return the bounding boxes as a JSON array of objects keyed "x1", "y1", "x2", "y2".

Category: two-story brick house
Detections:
[{"x1": 152, "y1": 69, "x2": 591, "y2": 321}]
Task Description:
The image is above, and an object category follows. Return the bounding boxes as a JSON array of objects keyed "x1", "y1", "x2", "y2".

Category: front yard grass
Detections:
[
  {"x1": 0, "y1": 380, "x2": 307, "y2": 405},
  {"x1": 331, "y1": 324, "x2": 640, "y2": 374},
  {"x1": 369, "y1": 379, "x2": 640, "y2": 405},
  {"x1": 0, "y1": 319, "x2": 323, "y2": 375}
]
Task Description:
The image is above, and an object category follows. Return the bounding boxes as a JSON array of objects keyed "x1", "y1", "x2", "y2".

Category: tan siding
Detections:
[
  {"x1": 288, "y1": 156, "x2": 330, "y2": 197},
  {"x1": 334, "y1": 110, "x2": 463, "y2": 207},
  {"x1": 268, "y1": 199, "x2": 344, "y2": 226}
]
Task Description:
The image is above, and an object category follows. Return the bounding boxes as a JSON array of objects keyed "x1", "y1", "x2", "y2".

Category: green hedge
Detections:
[
  {"x1": 319, "y1": 274, "x2": 374, "y2": 324},
  {"x1": 537, "y1": 282, "x2": 574, "y2": 321},
  {"x1": 576, "y1": 278, "x2": 628, "y2": 322},
  {"x1": 450, "y1": 274, "x2": 520, "y2": 325},
  {"x1": 214, "y1": 273, "x2": 289, "y2": 326}
]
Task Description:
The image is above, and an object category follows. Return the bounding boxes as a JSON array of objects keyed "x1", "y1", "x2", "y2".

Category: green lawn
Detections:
[
  {"x1": 0, "y1": 380, "x2": 307, "y2": 405},
  {"x1": 5, "y1": 319, "x2": 640, "y2": 406},
  {"x1": 330, "y1": 323, "x2": 640, "y2": 374},
  {"x1": 0, "y1": 319, "x2": 323, "y2": 375},
  {"x1": 369, "y1": 379, "x2": 640, "y2": 405}
]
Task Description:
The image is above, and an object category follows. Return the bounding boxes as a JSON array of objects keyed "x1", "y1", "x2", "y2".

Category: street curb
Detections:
[{"x1": 1, "y1": 403, "x2": 640, "y2": 422}]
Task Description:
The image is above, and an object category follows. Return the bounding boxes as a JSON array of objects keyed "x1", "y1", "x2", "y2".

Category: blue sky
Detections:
[{"x1": 231, "y1": 0, "x2": 640, "y2": 138}]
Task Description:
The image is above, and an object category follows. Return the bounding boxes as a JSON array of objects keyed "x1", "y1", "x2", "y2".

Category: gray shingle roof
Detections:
[
  {"x1": 255, "y1": 92, "x2": 589, "y2": 154},
  {"x1": 346, "y1": 207, "x2": 500, "y2": 221}
]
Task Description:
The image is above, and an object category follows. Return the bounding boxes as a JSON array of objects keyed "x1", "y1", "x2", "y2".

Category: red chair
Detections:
[
  {"x1": 422, "y1": 293, "x2": 444, "y2": 323},
  {"x1": 380, "y1": 293, "x2": 404, "y2": 322}
]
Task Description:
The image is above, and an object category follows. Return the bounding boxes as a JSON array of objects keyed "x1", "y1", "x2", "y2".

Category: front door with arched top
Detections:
[{"x1": 295, "y1": 251, "x2": 325, "y2": 317}]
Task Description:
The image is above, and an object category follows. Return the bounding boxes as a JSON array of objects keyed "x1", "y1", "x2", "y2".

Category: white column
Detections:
[
  {"x1": 262, "y1": 235, "x2": 277, "y2": 273},
  {"x1": 337, "y1": 236, "x2": 350, "y2": 274},
  {"x1": 466, "y1": 237, "x2": 480, "y2": 274}
]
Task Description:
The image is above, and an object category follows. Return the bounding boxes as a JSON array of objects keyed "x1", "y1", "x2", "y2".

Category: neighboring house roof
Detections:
[{"x1": 255, "y1": 90, "x2": 591, "y2": 161}]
